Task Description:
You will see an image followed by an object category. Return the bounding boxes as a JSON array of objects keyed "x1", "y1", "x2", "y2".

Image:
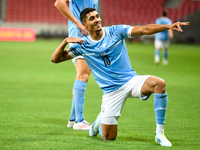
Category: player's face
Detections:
[{"x1": 85, "y1": 11, "x2": 102, "y2": 33}]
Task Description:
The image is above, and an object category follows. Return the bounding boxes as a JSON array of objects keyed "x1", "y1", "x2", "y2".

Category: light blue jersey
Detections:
[
  {"x1": 68, "y1": 25, "x2": 138, "y2": 94},
  {"x1": 68, "y1": 0, "x2": 98, "y2": 37},
  {"x1": 155, "y1": 17, "x2": 172, "y2": 41}
]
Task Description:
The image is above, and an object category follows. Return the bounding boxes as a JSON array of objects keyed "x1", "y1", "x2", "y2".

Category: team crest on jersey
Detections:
[{"x1": 103, "y1": 43, "x2": 106, "y2": 48}]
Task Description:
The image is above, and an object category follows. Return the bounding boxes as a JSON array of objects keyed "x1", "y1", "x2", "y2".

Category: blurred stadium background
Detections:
[{"x1": 0, "y1": 0, "x2": 200, "y2": 43}]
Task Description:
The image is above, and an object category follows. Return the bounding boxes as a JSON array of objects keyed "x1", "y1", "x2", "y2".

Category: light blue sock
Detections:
[
  {"x1": 163, "y1": 50, "x2": 168, "y2": 61},
  {"x1": 155, "y1": 49, "x2": 160, "y2": 57},
  {"x1": 154, "y1": 92, "x2": 168, "y2": 124},
  {"x1": 99, "y1": 120, "x2": 103, "y2": 140},
  {"x1": 73, "y1": 80, "x2": 87, "y2": 123},
  {"x1": 69, "y1": 98, "x2": 75, "y2": 121}
]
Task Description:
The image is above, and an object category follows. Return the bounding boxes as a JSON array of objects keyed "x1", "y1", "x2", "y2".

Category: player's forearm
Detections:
[
  {"x1": 131, "y1": 24, "x2": 170, "y2": 36},
  {"x1": 51, "y1": 39, "x2": 68, "y2": 63},
  {"x1": 132, "y1": 22, "x2": 189, "y2": 36},
  {"x1": 54, "y1": 0, "x2": 79, "y2": 25},
  {"x1": 142, "y1": 24, "x2": 170, "y2": 35}
]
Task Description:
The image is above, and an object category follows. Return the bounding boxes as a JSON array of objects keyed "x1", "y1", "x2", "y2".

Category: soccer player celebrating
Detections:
[
  {"x1": 51, "y1": 8, "x2": 189, "y2": 147},
  {"x1": 54, "y1": 0, "x2": 98, "y2": 130}
]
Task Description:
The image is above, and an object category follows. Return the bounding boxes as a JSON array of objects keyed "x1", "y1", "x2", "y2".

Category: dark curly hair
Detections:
[{"x1": 80, "y1": 7, "x2": 96, "y2": 22}]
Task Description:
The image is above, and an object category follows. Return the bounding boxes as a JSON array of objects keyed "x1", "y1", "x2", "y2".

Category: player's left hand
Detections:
[
  {"x1": 65, "y1": 37, "x2": 84, "y2": 44},
  {"x1": 169, "y1": 22, "x2": 189, "y2": 32}
]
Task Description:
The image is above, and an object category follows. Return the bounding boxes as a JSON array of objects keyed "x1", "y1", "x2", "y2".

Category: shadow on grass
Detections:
[{"x1": 88, "y1": 134, "x2": 154, "y2": 144}]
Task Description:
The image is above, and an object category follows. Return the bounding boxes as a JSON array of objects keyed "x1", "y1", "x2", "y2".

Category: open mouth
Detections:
[{"x1": 94, "y1": 22, "x2": 101, "y2": 27}]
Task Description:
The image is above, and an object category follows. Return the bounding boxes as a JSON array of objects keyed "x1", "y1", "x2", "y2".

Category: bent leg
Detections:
[
  {"x1": 89, "y1": 114, "x2": 118, "y2": 140},
  {"x1": 100, "y1": 116, "x2": 119, "y2": 140},
  {"x1": 141, "y1": 76, "x2": 168, "y2": 125},
  {"x1": 141, "y1": 76, "x2": 171, "y2": 146},
  {"x1": 141, "y1": 76, "x2": 166, "y2": 95},
  {"x1": 101, "y1": 124, "x2": 117, "y2": 140}
]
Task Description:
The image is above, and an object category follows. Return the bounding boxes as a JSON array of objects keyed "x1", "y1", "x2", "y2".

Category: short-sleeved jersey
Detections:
[
  {"x1": 68, "y1": 25, "x2": 138, "y2": 94},
  {"x1": 155, "y1": 17, "x2": 172, "y2": 41},
  {"x1": 68, "y1": 0, "x2": 98, "y2": 37}
]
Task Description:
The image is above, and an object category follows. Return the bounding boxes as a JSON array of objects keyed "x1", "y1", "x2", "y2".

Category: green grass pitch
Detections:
[{"x1": 0, "y1": 39, "x2": 200, "y2": 150}]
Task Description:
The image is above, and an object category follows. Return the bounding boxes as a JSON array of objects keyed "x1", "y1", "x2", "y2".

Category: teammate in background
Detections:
[
  {"x1": 154, "y1": 10, "x2": 173, "y2": 65},
  {"x1": 54, "y1": 0, "x2": 98, "y2": 131},
  {"x1": 51, "y1": 8, "x2": 189, "y2": 146}
]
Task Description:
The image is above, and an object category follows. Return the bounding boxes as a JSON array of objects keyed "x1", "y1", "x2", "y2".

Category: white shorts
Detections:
[
  {"x1": 154, "y1": 40, "x2": 170, "y2": 50},
  {"x1": 101, "y1": 75, "x2": 151, "y2": 125},
  {"x1": 69, "y1": 43, "x2": 85, "y2": 65}
]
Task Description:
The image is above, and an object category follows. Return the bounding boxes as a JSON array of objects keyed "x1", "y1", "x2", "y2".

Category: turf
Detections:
[{"x1": 0, "y1": 39, "x2": 200, "y2": 150}]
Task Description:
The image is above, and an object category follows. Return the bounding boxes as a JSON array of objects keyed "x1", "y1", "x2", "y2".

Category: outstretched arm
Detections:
[
  {"x1": 131, "y1": 22, "x2": 189, "y2": 36},
  {"x1": 54, "y1": 0, "x2": 88, "y2": 36},
  {"x1": 51, "y1": 37, "x2": 84, "y2": 63}
]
